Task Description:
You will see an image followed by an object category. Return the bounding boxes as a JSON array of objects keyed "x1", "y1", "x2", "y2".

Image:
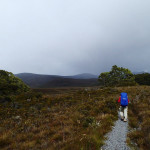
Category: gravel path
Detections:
[{"x1": 101, "y1": 118, "x2": 130, "y2": 150}]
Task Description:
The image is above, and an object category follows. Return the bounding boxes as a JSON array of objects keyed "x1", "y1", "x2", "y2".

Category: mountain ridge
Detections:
[
  {"x1": 15, "y1": 73, "x2": 98, "y2": 79},
  {"x1": 15, "y1": 73, "x2": 99, "y2": 88}
]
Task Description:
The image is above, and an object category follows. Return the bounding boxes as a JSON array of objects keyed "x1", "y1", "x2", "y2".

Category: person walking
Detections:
[{"x1": 118, "y1": 92, "x2": 129, "y2": 122}]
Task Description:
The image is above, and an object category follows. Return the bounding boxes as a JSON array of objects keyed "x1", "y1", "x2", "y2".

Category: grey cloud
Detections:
[{"x1": 0, "y1": 0, "x2": 150, "y2": 75}]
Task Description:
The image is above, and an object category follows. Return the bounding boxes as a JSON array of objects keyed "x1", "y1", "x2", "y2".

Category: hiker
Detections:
[{"x1": 118, "y1": 92, "x2": 129, "y2": 122}]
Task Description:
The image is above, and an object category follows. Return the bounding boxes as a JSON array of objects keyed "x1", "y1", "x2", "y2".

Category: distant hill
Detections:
[
  {"x1": 133, "y1": 71, "x2": 149, "y2": 75},
  {"x1": 66, "y1": 73, "x2": 98, "y2": 79},
  {"x1": 15, "y1": 73, "x2": 99, "y2": 88}
]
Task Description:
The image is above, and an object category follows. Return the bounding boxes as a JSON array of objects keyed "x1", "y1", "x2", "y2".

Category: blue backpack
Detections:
[{"x1": 120, "y1": 92, "x2": 128, "y2": 106}]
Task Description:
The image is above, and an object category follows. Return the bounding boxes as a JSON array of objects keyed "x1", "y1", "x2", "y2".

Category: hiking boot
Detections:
[
  {"x1": 124, "y1": 119, "x2": 127, "y2": 122},
  {"x1": 121, "y1": 117, "x2": 124, "y2": 121}
]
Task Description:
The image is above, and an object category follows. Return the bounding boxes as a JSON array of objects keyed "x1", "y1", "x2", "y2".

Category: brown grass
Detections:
[
  {"x1": 0, "y1": 87, "x2": 119, "y2": 150},
  {"x1": 1, "y1": 86, "x2": 150, "y2": 149},
  {"x1": 126, "y1": 86, "x2": 150, "y2": 150}
]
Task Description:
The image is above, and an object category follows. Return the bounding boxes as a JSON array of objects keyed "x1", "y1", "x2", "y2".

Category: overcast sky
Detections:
[{"x1": 0, "y1": 0, "x2": 150, "y2": 75}]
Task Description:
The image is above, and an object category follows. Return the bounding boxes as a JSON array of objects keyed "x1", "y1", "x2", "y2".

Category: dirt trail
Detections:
[{"x1": 101, "y1": 117, "x2": 130, "y2": 150}]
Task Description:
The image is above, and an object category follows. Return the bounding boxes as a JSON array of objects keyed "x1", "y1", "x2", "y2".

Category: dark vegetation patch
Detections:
[{"x1": 135, "y1": 73, "x2": 150, "y2": 86}]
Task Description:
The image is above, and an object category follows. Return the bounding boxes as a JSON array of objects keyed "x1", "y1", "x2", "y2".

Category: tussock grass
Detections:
[
  {"x1": 126, "y1": 86, "x2": 150, "y2": 150},
  {"x1": 1, "y1": 86, "x2": 150, "y2": 149},
  {"x1": 0, "y1": 87, "x2": 119, "y2": 150}
]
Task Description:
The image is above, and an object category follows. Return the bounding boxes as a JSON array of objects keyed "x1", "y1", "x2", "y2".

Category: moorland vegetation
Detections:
[
  {"x1": 0, "y1": 86, "x2": 119, "y2": 149},
  {"x1": 0, "y1": 68, "x2": 150, "y2": 150},
  {"x1": 127, "y1": 86, "x2": 150, "y2": 150}
]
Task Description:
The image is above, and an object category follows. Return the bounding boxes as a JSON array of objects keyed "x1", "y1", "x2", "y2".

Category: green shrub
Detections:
[{"x1": 0, "y1": 70, "x2": 29, "y2": 96}]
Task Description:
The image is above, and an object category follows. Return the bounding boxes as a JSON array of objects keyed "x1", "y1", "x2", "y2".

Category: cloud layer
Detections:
[{"x1": 0, "y1": 0, "x2": 150, "y2": 75}]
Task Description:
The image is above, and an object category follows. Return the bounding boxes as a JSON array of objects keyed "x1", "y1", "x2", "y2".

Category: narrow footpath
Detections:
[{"x1": 101, "y1": 118, "x2": 130, "y2": 150}]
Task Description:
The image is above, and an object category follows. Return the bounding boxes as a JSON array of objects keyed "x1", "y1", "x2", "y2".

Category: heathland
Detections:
[{"x1": 0, "y1": 69, "x2": 150, "y2": 150}]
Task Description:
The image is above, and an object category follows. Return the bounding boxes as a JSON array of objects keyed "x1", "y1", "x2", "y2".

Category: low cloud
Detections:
[{"x1": 0, "y1": 0, "x2": 150, "y2": 75}]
